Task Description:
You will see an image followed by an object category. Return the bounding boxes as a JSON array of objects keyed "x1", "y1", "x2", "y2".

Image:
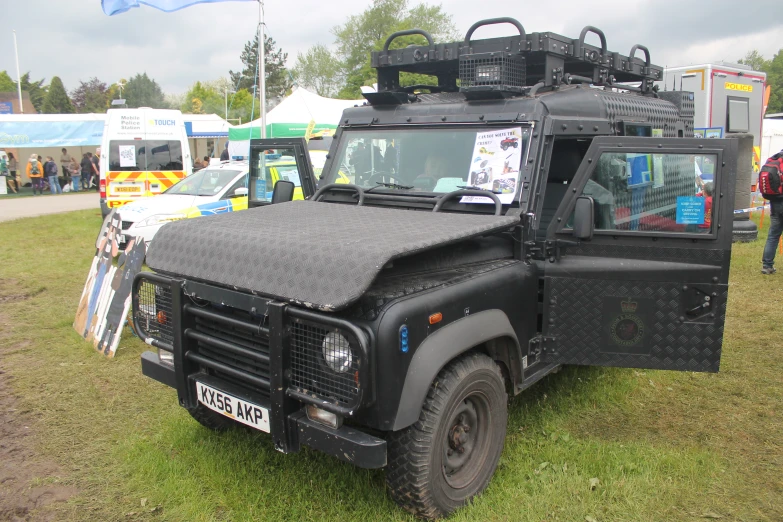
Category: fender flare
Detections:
[{"x1": 391, "y1": 309, "x2": 520, "y2": 431}]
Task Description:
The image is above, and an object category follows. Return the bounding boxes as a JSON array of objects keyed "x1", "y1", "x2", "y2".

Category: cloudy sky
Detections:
[{"x1": 1, "y1": 0, "x2": 780, "y2": 95}]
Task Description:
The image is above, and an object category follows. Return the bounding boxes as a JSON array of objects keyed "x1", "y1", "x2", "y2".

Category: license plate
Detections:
[
  {"x1": 196, "y1": 382, "x2": 270, "y2": 433},
  {"x1": 117, "y1": 235, "x2": 126, "y2": 244},
  {"x1": 114, "y1": 186, "x2": 141, "y2": 193}
]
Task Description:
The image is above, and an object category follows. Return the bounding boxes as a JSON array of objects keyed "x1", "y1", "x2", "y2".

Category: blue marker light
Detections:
[{"x1": 400, "y1": 325, "x2": 409, "y2": 353}]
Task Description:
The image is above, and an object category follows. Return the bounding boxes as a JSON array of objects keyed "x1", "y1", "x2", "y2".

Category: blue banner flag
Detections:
[{"x1": 102, "y1": 0, "x2": 255, "y2": 16}]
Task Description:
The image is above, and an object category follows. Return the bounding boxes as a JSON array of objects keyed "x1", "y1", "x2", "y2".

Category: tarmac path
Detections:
[{"x1": 0, "y1": 193, "x2": 100, "y2": 222}]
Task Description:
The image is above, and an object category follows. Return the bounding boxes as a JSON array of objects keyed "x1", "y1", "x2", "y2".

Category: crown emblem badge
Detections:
[{"x1": 620, "y1": 298, "x2": 638, "y2": 313}]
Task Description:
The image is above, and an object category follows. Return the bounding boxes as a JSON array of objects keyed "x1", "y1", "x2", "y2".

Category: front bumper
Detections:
[
  {"x1": 141, "y1": 349, "x2": 386, "y2": 469},
  {"x1": 133, "y1": 272, "x2": 383, "y2": 469}
]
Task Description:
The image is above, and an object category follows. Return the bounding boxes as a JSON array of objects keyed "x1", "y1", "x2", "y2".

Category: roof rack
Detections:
[{"x1": 368, "y1": 17, "x2": 661, "y2": 103}]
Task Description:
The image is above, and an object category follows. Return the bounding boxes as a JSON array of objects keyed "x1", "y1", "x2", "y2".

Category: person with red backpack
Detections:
[{"x1": 759, "y1": 150, "x2": 783, "y2": 274}]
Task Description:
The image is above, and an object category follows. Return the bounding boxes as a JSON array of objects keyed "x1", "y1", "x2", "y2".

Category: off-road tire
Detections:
[
  {"x1": 187, "y1": 404, "x2": 236, "y2": 431},
  {"x1": 386, "y1": 352, "x2": 508, "y2": 519}
]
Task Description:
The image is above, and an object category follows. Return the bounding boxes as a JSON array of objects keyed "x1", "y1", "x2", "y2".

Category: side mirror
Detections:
[
  {"x1": 572, "y1": 196, "x2": 594, "y2": 240},
  {"x1": 271, "y1": 179, "x2": 295, "y2": 204},
  {"x1": 232, "y1": 187, "x2": 248, "y2": 197}
]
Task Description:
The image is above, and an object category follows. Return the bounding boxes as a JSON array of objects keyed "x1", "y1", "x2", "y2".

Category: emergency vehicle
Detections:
[
  {"x1": 663, "y1": 63, "x2": 767, "y2": 168},
  {"x1": 100, "y1": 108, "x2": 192, "y2": 217}
]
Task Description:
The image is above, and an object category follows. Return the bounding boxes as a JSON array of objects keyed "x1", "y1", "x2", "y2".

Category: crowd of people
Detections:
[{"x1": 3, "y1": 148, "x2": 101, "y2": 195}]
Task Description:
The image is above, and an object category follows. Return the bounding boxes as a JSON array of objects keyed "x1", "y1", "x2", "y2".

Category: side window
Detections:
[
  {"x1": 222, "y1": 175, "x2": 248, "y2": 199},
  {"x1": 727, "y1": 97, "x2": 749, "y2": 133},
  {"x1": 579, "y1": 152, "x2": 718, "y2": 234},
  {"x1": 146, "y1": 141, "x2": 184, "y2": 171},
  {"x1": 250, "y1": 147, "x2": 298, "y2": 204}
]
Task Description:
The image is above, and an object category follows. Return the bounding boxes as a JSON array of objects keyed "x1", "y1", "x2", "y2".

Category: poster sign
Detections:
[
  {"x1": 694, "y1": 127, "x2": 723, "y2": 139},
  {"x1": 0, "y1": 102, "x2": 13, "y2": 114},
  {"x1": 462, "y1": 127, "x2": 524, "y2": 204},
  {"x1": 74, "y1": 210, "x2": 147, "y2": 357},
  {"x1": 119, "y1": 145, "x2": 136, "y2": 167},
  {"x1": 676, "y1": 196, "x2": 705, "y2": 225}
]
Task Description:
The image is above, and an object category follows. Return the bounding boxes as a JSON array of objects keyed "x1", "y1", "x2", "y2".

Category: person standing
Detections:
[
  {"x1": 761, "y1": 152, "x2": 783, "y2": 275},
  {"x1": 91, "y1": 148, "x2": 101, "y2": 191},
  {"x1": 80, "y1": 153, "x2": 92, "y2": 190},
  {"x1": 69, "y1": 157, "x2": 81, "y2": 192},
  {"x1": 27, "y1": 154, "x2": 44, "y2": 195},
  {"x1": 7, "y1": 152, "x2": 19, "y2": 193},
  {"x1": 220, "y1": 141, "x2": 229, "y2": 161},
  {"x1": 45, "y1": 156, "x2": 62, "y2": 194},
  {"x1": 60, "y1": 148, "x2": 72, "y2": 179}
]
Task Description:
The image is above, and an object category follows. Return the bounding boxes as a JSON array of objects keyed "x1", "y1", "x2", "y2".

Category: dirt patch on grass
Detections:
[{"x1": 0, "y1": 341, "x2": 78, "y2": 521}]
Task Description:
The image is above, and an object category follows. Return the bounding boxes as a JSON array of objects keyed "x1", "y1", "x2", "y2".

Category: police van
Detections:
[{"x1": 100, "y1": 108, "x2": 192, "y2": 217}]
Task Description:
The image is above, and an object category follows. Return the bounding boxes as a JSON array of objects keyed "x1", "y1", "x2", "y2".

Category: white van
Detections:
[{"x1": 100, "y1": 108, "x2": 192, "y2": 217}]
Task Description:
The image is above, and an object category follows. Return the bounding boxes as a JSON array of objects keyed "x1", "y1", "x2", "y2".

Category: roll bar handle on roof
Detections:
[{"x1": 463, "y1": 17, "x2": 526, "y2": 45}]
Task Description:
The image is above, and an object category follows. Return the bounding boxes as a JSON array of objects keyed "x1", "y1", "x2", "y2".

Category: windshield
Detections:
[
  {"x1": 322, "y1": 126, "x2": 531, "y2": 203},
  {"x1": 164, "y1": 169, "x2": 242, "y2": 196}
]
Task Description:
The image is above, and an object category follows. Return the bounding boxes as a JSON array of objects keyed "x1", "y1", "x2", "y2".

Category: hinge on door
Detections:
[{"x1": 529, "y1": 335, "x2": 557, "y2": 361}]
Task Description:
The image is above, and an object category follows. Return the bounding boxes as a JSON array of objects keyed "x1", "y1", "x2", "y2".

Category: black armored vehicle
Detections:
[{"x1": 133, "y1": 18, "x2": 738, "y2": 519}]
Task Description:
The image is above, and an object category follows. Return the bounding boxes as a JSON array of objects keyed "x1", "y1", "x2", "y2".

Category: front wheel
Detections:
[{"x1": 386, "y1": 353, "x2": 508, "y2": 519}]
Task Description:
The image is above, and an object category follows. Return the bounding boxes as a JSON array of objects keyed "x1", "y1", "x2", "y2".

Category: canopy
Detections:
[
  {"x1": 0, "y1": 114, "x2": 105, "y2": 148},
  {"x1": 228, "y1": 87, "x2": 362, "y2": 158},
  {"x1": 0, "y1": 113, "x2": 231, "y2": 149}
]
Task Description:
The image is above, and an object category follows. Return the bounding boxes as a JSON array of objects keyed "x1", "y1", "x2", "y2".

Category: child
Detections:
[{"x1": 698, "y1": 182, "x2": 714, "y2": 230}]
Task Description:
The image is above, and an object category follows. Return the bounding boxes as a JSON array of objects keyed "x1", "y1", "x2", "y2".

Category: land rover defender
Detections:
[{"x1": 132, "y1": 18, "x2": 738, "y2": 519}]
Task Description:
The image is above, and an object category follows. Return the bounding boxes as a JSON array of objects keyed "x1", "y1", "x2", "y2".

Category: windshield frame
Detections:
[{"x1": 321, "y1": 124, "x2": 534, "y2": 205}]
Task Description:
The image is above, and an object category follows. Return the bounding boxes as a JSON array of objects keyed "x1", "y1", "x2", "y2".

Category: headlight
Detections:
[
  {"x1": 322, "y1": 332, "x2": 352, "y2": 373},
  {"x1": 135, "y1": 213, "x2": 186, "y2": 228}
]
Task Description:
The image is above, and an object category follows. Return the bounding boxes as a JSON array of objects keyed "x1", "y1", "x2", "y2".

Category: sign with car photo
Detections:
[{"x1": 462, "y1": 127, "x2": 525, "y2": 204}]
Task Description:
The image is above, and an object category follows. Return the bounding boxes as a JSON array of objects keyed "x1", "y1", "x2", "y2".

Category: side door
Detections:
[
  {"x1": 248, "y1": 138, "x2": 317, "y2": 208},
  {"x1": 541, "y1": 137, "x2": 737, "y2": 373}
]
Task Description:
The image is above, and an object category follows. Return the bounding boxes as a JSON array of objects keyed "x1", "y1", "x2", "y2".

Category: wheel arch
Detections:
[{"x1": 391, "y1": 309, "x2": 521, "y2": 431}]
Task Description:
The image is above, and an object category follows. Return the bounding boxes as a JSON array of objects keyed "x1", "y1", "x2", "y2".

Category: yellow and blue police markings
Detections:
[{"x1": 183, "y1": 197, "x2": 249, "y2": 218}]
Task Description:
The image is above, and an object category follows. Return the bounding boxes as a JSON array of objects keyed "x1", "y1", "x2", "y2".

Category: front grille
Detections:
[
  {"x1": 133, "y1": 279, "x2": 173, "y2": 346},
  {"x1": 290, "y1": 321, "x2": 360, "y2": 406},
  {"x1": 192, "y1": 309, "x2": 271, "y2": 397},
  {"x1": 121, "y1": 220, "x2": 134, "y2": 231}
]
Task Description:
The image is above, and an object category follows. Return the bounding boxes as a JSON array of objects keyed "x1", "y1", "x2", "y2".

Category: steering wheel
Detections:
[
  {"x1": 432, "y1": 189, "x2": 502, "y2": 216},
  {"x1": 312, "y1": 183, "x2": 365, "y2": 205}
]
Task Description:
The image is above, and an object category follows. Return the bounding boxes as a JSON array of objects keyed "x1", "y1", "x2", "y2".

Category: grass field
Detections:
[{"x1": 0, "y1": 209, "x2": 781, "y2": 521}]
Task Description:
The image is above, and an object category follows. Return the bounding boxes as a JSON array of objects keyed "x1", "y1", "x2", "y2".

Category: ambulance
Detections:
[{"x1": 99, "y1": 108, "x2": 192, "y2": 217}]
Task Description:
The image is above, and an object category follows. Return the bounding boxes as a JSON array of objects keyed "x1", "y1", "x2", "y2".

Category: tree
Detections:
[
  {"x1": 737, "y1": 49, "x2": 783, "y2": 114},
  {"x1": 766, "y1": 49, "x2": 783, "y2": 114},
  {"x1": 0, "y1": 71, "x2": 48, "y2": 112},
  {"x1": 20, "y1": 73, "x2": 47, "y2": 112},
  {"x1": 71, "y1": 77, "x2": 109, "y2": 113},
  {"x1": 0, "y1": 71, "x2": 15, "y2": 92},
  {"x1": 124, "y1": 73, "x2": 167, "y2": 109},
  {"x1": 292, "y1": 44, "x2": 344, "y2": 98},
  {"x1": 738, "y1": 50, "x2": 771, "y2": 72},
  {"x1": 181, "y1": 79, "x2": 259, "y2": 122},
  {"x1": 229, "y1": 34, "x2": 292, "y2": 105},
  {"x1": 41, "y1": 76, "x2": 74, "y2": 114},
  {"x1": 296, "y1": 0, "x2": 458, "y2": 99}
]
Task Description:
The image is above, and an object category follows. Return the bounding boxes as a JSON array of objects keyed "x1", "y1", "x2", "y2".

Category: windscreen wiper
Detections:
[
  {"x1": 457, "y1": 185, "x2": 502, "y2": 194},
  {"x1": 366, "y1": 181, "x2": 414, "y2": 192}
]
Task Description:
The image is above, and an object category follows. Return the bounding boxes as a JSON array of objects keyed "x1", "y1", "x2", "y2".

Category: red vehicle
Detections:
[{"x1": 500, "y1": 136, "x2": 519, "y2": 150}]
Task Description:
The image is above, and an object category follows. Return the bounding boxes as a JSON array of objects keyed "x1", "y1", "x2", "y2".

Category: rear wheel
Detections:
[{"x1": 386, "y1": 352, "x2": 508, "y2": 519}]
